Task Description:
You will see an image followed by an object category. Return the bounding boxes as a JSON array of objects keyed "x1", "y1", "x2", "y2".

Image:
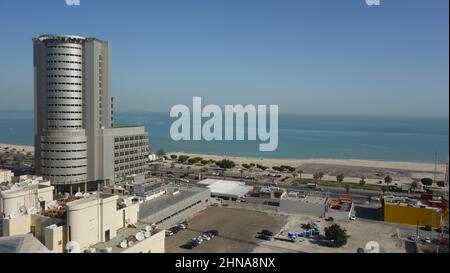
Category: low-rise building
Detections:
[
  {"x1": 0, "y1": 169, "x2": 13, "y2": 183},
  {"x1": 0, "y1": 177, "x2": 54, "y2": 219},
  {"x1": 279, "y1": 195, "x2": 328, "y2": 217},
  {"x1": 198, "y1": 179, "x2": 249, "y2": 200},
  {"x1": 138, "y1": 187, "x2": 210, "y2": 229},
  {"x1": 325, "y1": 196, "x2": 354, "y2": 220},
  {"x1": 383, "y1": 194, "x2": 449, "y2": 227}
]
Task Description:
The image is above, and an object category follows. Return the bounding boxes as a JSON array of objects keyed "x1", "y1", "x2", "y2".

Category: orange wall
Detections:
[{"x1": 384, "y1": 204, "x2": 449, "y2": 227}]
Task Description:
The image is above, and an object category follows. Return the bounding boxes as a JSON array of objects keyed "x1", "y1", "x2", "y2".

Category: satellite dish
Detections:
[
  {"x1": 144, "y1": 231, "x2": 151, "y2": 238},
  {"x1": 128, "y1": 240, "x2": 134, "y2": 247},
  {"x1": 9, "y1": 212, "x2": 17, "y2": 219},
  {"x1": 145, "y1": 225, "x2": 152, "y2": 232},
  {"x1": 74, "y1": 192, "x2": 83, "y2": 197},
  {"x1": 103, "y1": 247, "x2": 112, "y2": 253},
  {"x1": 365, "y1": 241, "x2": 380, "y2": 253},
  {"x1": 66, "y1": 241, "x2": 81, "y2": 253},
  {"x1": 119, "y1": 240, "x2": 128, "y2": 249},
  {"x1": 27, "y1": 207, "x2": 38, "y2": 215},
  {"x1": 83, "y1": 193, "x2": 90, "y2": 198},
  {"x1": 136, "y1": 232, "x2": 145, "y2": 241},
  {"x1": 19, "y1": 206, "x2": 27, "y2": 214}
]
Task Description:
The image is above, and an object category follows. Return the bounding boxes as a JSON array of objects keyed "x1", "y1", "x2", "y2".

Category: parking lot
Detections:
[{"x1": 165, "y1": 206, "x2": 287, "y2": 253}]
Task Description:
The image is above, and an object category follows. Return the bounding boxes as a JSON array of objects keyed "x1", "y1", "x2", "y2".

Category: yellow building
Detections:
[{"x1": 383, "y1": 196, "x2": 449, "y2": 228}]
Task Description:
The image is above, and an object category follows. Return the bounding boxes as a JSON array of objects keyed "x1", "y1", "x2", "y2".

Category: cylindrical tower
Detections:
[{"x1": 34, "y1": 35, "x2": 88, "y2": 188}]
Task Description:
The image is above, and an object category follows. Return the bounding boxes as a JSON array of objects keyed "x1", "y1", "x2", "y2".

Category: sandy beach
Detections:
[
  {"x1": 1, "y1": 143, "x2": 446, "y2": 181},
  {"x1": 0, "y1": 143, "x2": 34, "y2": 154},
  {"x1": 169, "y1": 151, "x2": 446, "y2": 173}
]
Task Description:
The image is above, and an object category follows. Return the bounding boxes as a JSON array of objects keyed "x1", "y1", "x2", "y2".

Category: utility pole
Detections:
[{"x1": 434, "y1": 151, "x2": 437, "y2": 183}]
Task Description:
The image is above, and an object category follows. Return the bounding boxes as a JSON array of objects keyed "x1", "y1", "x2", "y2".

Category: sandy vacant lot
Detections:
[{"x1": 253, "y1": 215, "x2": 405, "y2": 253}]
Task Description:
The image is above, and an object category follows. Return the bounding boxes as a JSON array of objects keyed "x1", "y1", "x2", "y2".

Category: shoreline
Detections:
[
  {"x1": 169, "y1": 151, "x2": 447, "y2": 173},
  {"x1": 1, "y1": 143, "x2": 446, "y2": 174},
  {"x1": 0, "y1": 143, "x2": 34, "y2": 153}
]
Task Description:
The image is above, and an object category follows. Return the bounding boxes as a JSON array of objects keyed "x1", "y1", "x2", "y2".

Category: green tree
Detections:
[
  {"x1": 324, "y1": 224, "x2": 349, "y2": 247},
  {"x1": 345, "y1": 184, "x2": 350, "y2": 194},
  {"x1": 170, "y1": 155, "x2": 178, "y2": 160},
  {"x1": 313, "y1": 173, "x2": 320, "y2": 180},
  {"x1": 318, "y1": 172, "x2": 324, "y2": 181},
  {"x1": 292, "y1": 171, "x2": 298, "y2": 179},
  {"x1": 336, "y1": 174, "x2": 345, "y2": 183},
  {"x1": 420, "y1": 178, "x2": 433, "y2": 186},
  {"x1": 242, "y1": 164, "x2": 251, "y2": 169},
  {"x1": 178, "y1": 155, "x2": 190, "y2": 163},
  {"x1": 201, "y1": 160, "x2": 209, "y2": 165},
  {"x1": 381, "y1": 186, "x2": 388, "y2": 194},
  {"x1": 216, "y1": 159, "x2": 236, "y2": 169},
  {"x1": 384, "y1": 175, "x2": 393, "y2": 186},
  {"x1": 188, "y1": 157, "x2": 202, "y2": 164},
  {"x1": 410, "y1": 181, "x2": 419, "y2": 192},
  {"x1": 156, "y1": 149, "x2": 166, "y2": 158},
  {"x1": 359, "y1": 177, "x2": 366, "y2": 186}
]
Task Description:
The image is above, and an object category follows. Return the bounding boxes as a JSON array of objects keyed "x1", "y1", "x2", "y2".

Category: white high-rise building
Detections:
[{"x1": 33, "y1": 35, "x2": 149, "y2": 193}]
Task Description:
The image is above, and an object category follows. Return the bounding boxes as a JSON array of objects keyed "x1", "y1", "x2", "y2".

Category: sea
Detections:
[{"x1": 0, "y1": 111, "x2": 448, "y2": 164}]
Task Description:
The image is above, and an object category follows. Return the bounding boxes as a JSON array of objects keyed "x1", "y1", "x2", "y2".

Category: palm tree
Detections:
[
  {"x1": 318, "y1": 172, "x2": 324, "y2": 181},
  {"x1": 359, "y1": 177, "x2": 366, "y2": 186},
  {"x1": 156, "y1": 149, "x2": 166, "y2": 159},
  {"x1": 240, "y1": 168, "x2": 244, "y2": 179},
  {"x1": 410, "y1": 181, "x2": 419, "y2": 192},
  {"x1": 384, "y1": 175, "x2": 393, "y2": 187},
  {"x1": 336, "y1": 174, "x2": 344, "y2": 183},
  {"x1": 297, "y1": 170, "x2": 303, "y2": 180},
  {"x1": 345, "y1": 184, "x2": 350, "y2": 194},
  {"x1": 292, "y1": 171, "x2": 298, "y2": 179}
]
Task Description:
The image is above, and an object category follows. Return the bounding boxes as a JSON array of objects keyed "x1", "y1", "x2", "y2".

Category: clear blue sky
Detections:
[{"x1": 0, "y1": 0, "x2": 448, "y2": 117}]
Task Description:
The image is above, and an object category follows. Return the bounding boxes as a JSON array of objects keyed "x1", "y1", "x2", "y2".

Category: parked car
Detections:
[
  {"x1": 370, "y1": 196, "x2": 381, "y2": 201},
  {"x1": 421, "y1": 225, "x2": 432, "y2": 231},
  {"x1": 165, "y1": 230, "x2": 174, "y2": 237},
  {"x1": 169, "y1": 227, "x2": 180, "y2": 234},
  {"x1": 424, "y1": 237, "x2": 432, "y2": 243},
  {"x1": 261, "y1": 229, "x2": 274, "y2": 236},
  {"x1": 182, "y1": 241, "x2": 198, "y2": 249},
  {"x1": 325, "y1": 217, "x2": 334, "y2": 222},
  {"x1": 409, "y1": 235, "x2": 418, "y2": 241},
  {"x1": 180, "y1": 220, "x2": 191, "y2": 226},
  {"x1": 206, "y1": 230, "x2": 219, "y2": 236},
  {"x1": 256, "y1": 234, "x2": 272, "y2": 241},
  {"x1": 201, "y1": 234, "x2": 211, "y2": 241},
  {"x1": 349, "y1": 215, "x2": 356, "y2": 221},
  {"x1": 177, "y1": 224, "x2": 186, "y2": 230}
]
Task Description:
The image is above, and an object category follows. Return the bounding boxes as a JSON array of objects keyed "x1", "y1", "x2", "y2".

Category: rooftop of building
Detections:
[
  {"x1": 33, "y1": 34, "x2": 107, "y2": 43},
  {"x1": 0, "y1": 177, "x2": 52, "y2": 193},
  {"x1": 0, "y1": 234, "x2": 51, "y2": 253},
  {"x1": 282, "y1": 195, "x2": 328, "y2": 205},
  {"x1": 138, "y1": 187, "x2": 209, "y2": 219},
  {"x1": 90, "y1": 222, "x2": 163, "y2": 253},
  {"x1": 383, "y1": 195, "x2": 448, "y2": 210},
  {"x1": 198, "y1": 179, "x2": 249, "y2": 197},
  {"x1": 327, "y1": 198, "x2": 352, "y2": 212},
  {"x1": 65, "y1": 193, "x2": 118, "y2": 209}
]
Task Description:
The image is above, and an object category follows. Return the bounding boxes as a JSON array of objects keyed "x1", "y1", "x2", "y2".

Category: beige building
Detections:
[
  {"x1": 0, "y1": 178, "x2": 54, "y2": 218},
  {"x1": 0, "y1": 169, "x2": 13, "y2": 183},
  {"x1": 2, "y1": 192, "x2": 165, "y2": 253}
]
